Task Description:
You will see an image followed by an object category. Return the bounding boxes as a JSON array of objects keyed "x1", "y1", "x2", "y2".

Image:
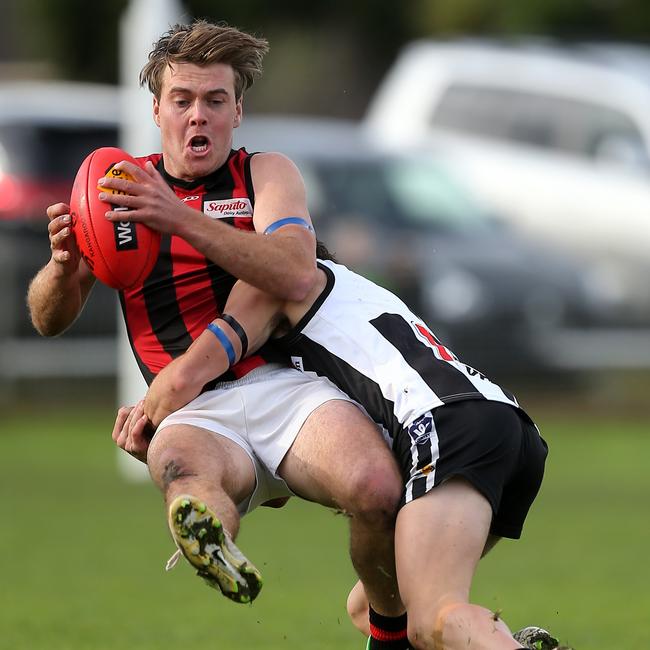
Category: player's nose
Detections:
[{"x1": 189, "y1": 100, "x2": 208, "y2": 125}]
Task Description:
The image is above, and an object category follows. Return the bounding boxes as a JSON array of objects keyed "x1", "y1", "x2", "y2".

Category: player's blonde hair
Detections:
[{"x1": 140, "y1": 20, "x2": 269, "y2": 100}]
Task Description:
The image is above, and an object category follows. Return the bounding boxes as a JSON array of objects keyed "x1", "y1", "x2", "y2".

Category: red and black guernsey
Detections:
[{"x1": 119, "y1": 147, "x2": 287, "y2": 386}]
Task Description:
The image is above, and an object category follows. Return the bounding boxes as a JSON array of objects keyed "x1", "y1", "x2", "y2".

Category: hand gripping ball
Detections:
[{"x1": 70, "y1": 146, "x2": 160, "y2": 290}]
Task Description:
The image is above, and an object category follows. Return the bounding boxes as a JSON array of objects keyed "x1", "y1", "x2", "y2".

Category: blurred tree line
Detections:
[{"x1": 3, "y1": 0, "x2": 650, "y2": 116}]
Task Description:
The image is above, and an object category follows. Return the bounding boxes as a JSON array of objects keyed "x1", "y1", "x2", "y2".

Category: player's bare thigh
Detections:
[
  {"x1": 395, "y1": 477, "x2": 492, "y2": 609},
  {"x1": 277, "y1": 399, "x2": 401, "y2": 508}
]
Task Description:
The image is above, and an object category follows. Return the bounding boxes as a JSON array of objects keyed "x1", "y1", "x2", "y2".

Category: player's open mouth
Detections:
[{"x1": 189, "y1": 136, "x2": 210, "y2": 153}]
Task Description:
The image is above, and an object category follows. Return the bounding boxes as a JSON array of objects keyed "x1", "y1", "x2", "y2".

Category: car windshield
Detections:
[{"x1": 309, "y1": 156, "x2": 493, "y2": 234}]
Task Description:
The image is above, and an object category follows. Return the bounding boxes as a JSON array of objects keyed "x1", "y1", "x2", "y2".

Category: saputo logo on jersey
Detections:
[
  {"x1": 113, "y1": 220, "x2": 138, "y2": 251},
  {"x1": 203, "y1": 198, "x2": 253, "y2": 218}
]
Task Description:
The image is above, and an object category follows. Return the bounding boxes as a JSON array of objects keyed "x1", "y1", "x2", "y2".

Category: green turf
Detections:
[{"x1": 1, "y1": 405, "x2": 648, "y2": 649}]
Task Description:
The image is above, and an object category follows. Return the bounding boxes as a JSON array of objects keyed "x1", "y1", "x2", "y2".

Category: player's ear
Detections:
[
  {"x1": 233, "y1": 98, "x2": 242, "y2": 128},
  {"x1": 153, "y1": 96, "x2": 161, "y2": 127}
]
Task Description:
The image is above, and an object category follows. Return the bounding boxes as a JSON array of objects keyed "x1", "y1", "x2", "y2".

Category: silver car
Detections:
[{"x1": 235, "y1": 116, "x2": 616, "y2": 377}]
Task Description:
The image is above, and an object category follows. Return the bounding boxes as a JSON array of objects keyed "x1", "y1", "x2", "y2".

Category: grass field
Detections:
[{"x1": 1, "y1": 396, "x2": 649, "y2": 649}]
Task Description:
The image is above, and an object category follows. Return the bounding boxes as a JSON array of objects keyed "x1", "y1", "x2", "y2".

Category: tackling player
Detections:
[{"x1": 121, "y1": 248, "x2": 571, "y2": 650}]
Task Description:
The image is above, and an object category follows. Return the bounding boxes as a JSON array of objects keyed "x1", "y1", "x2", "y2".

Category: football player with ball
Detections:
[{"x1": 28, "y1": 16, "x2": 404, "y2": 635}]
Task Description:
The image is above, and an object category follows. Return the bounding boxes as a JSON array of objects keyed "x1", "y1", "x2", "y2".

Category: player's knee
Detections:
[
  {"x1": 346, "y1": 582, "x2": 371, "y2": 636},
  {"x1": 344, "y1": 467, "x2": 401, "y2": 528},
  {"x1": 406, "y1": 602, "x2": 450, "y2": 650},
  {"x1": 148, "y1": 443, "x2": 197, "y2": 493},
  {"x1": 407, "y1": 601, "x2": 490, "y2": 650}
]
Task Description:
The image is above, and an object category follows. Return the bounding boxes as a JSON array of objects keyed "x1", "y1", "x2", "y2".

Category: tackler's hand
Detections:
[{"x1": 112, "y1": 401, "x2": 155, "y2": 464}]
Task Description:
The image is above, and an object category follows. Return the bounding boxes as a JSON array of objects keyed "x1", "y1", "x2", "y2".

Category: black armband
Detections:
[{"x1": 221, "y1": 313, "x2": 248, "y2": 359}]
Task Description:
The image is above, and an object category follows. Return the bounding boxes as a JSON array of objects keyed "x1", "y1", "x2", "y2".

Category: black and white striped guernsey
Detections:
[{"x1": 276, "y1": 260, "x2": 527, "y2": 441}]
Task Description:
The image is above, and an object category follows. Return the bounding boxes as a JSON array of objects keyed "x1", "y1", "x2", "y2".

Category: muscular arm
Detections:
[
  {"x1": 143, "y1": 280, "x2": 285, "y2": 426},
  {"x1": 180, "y1": 153, "x2": 317, "y2": 300},
  {"x1": 101, "y1": 153, "x2": 317, "y2": 301},
  {"x1": 27, "y1": 203, "x2": 96, "y2": 336}
]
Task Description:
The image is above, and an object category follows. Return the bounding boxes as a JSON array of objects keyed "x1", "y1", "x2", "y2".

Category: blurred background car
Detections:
[
  {"x1": 364, "y1": 38, "x2": 650, "y2": 326},
  {"x1": 0, "y1": 78, "x2": 639, "y2": 387},
  {"x1": 0, "y1": 81, "x2": 120, "y2": 383},
  {"x1": 234, "y1": 116, "x2": 616, "y2": 380}
]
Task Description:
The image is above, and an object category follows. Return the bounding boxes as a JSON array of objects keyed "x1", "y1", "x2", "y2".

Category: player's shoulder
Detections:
[{"x1": 250, "y1": 150, "x2": 302, "y2": 178}]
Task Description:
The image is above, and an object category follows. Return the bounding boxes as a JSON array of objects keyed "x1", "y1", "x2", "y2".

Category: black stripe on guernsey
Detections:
[
  {"x1": 285, "y1": 337, "x2": 404, "y2": 439},
  {"x1": 279, "y1": 262, "x2": 402, "y2": 437},
  {"x1": 244, "y1": 152, "x2": 256, "y2": 197},
  {"x1": 142, "y1": 234, "x2": 194, "y2": 360},
  {"x1": 207, "y1": 266, "x2": 237, "y2": 319},
  {"x1": 156, "y1": 151, "x2": 236, "y2": 191},
  {"x1": 370, "y1": 312, "x2": 482, "y2": 402},
  {"x1": 118, "y1": 292, "x2": 155, "y2": 385}
]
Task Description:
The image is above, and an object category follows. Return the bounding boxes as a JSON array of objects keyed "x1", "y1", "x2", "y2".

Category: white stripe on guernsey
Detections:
[
  {"x1": 302, "y1": 311, "x2": 445, "y2": 426},
  {"x1": 302, "y1": 259, "x2": 520, "y2": 422},
  {"x1": 404, "y1": 416, "x2": 440, "y2": 503},
  {"x1": 451, "y1": 359, "x2": 519, "y2": 406},
  {"x1": 427, "y1": 418, "x2": 440, "y2": 494},
  {"x1": 404, "y1": 432, "x2": 420, "y2": 503}
]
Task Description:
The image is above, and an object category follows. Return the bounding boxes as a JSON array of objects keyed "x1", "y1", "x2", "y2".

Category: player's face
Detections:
[{"x1": 153, "y1": 62, "x2": 242, "y2": 181}]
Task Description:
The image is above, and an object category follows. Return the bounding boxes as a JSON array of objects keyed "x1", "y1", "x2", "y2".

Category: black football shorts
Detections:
[{"x1": 393, "y1": 399, "x2": 548, "y2": 539}]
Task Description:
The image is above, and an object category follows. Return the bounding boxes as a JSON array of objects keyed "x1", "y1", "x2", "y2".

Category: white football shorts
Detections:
[{"x1": 155, "y1": 364, "x2": 354, "y2": 515}]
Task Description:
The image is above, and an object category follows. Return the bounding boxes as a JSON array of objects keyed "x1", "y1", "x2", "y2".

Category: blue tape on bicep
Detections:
[
  {"x1": 263, "y1": 217, "x2": 314, "y2": 235},
  {"x1": 206, "y1": 322, "x2": 236, "y2": 366}
]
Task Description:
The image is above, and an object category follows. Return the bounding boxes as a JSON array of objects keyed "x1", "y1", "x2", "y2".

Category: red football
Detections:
[{"x1": 70, "y1": 146, "x2": 160, "y2": 290}]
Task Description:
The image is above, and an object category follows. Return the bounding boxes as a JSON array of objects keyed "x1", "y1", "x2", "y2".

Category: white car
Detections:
[
  {"x1": 234, "y1": 116, "x2": 644, "y2": 373},
  {"x1": 365, "y1": 39, "x2": 650, "y2": 324}
]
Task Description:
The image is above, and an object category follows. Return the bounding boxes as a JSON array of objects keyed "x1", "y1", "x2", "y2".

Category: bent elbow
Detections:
[
  {"x1": 37, "y1": 326, "x2": 63, "y2": 338},
  {"x1": 29, "y1": 315, "x2": 67, "y2": 338},
  {"x1": 284, "y1": 267, "x2": 317, "y2": 302}
]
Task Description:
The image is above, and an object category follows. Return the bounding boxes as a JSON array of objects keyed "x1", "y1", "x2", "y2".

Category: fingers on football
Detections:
[
  {"x1": 113, "y1": 159, "x2": 148, "y2": 182},
  {"x1": 49, "y1": 225, "x2": 70, "y2": 247},
  {"x1": 47, "y1": 213, "x2": 71, "y2": 234},
  {"x1": 102, "y1": 193, "x2": 140, "y2": 215},
  {"x1": 98, "y1": 175, "x2": 138, "y2": 198},
  {"x1": 52, "y1": 249, "x2": 72, "y2": 264},
  {"x1": 46, "y1": 203, "x2": 70, "y2": 221},
  {"x1": 48, "y1": 218, "x2": 76, "y2": 263}
]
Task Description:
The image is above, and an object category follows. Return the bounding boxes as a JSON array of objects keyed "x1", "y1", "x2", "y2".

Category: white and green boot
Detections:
[
  {"x1": 513, "y1": 626, "x2": 572, "y2": 650},
  {"x1": 166, "y1": 495, "x2": 263, "y2": 604}
]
